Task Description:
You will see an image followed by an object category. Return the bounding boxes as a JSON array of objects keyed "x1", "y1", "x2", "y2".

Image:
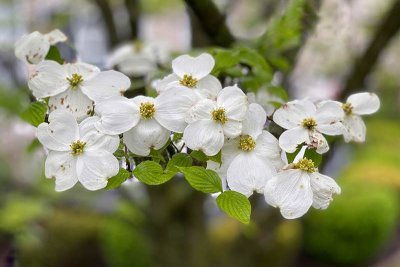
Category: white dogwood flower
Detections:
[
  {"x1": 37, "y1": 110, "x2": 120, "y2": 191},
  {"x1": 28, "y1": 60, "x2": 130, "y2": 121},
  {"x1": 264, "y1": 157, "x2": 341, "y2": 219},
  {"x1": 155, "y1": 53, "x2": 222, "y2": 100},
  {"x1": 273, "y1": 99, "x2": 344, "y2": 154},
  {"x1": 183, "y1": 85, "x2": 248, "y2": 156},
  {"x1": 107, "y1": 41, "x2": 170, "y2": 77},
  {"x1": 338, "y1": 92, "x2": 380, "y2": 142},
  {"x1": 95, "y1": 88, "x2": 198, "y2": 156},
  {"x1": 247, "y1": 89, "x2": 284, "y2": 116},
  {"x1": 208, "y1": 103, "x2": 284, "y2": 196},
  {"x1": 15, "y1": 29, "x2": 67, "y2": 64}
]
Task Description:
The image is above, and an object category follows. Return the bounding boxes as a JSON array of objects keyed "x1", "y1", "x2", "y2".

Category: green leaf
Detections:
[
  {"x1": 208, "y1": 150, "x2": 222, "y2": 165},
  {"x1": 267, "y1": 86, "x2": 289, "y2": 102},
  {"x1": 216, "y1": 191, "x2": 251, "y2": 224},
  {"x1": 304, "y1": 149, "x2": 322, "y2": 167},
  {"x1": 172, "y1": 133, "x2": 183, "y2": 142},
  {"x1": 26, "y1": 138, "x2": 42, "y2": 153},
  {"x1": 113, "y1": 149, "x2": 125, "y2": 159},
  {"x1": 166, "y1": 153, "x2": 192, "y2": 173},
  {"x1": 210, "y1": 48, "x2": 240, "y2": 75},
  {"x1": 178, "y1": 166, "x2": 222, "y2": 194},
  {"x1": 149, "y1": 148, "x2": 164, "y2": 163},
  {"x1": 190, "y1": 150, "x2": 208, "y2": 162},
  {"x1": 133, "y1": 161, "x2": 175, "y2": 185},
  {"x1": 45, "y1": 45, "x2": 64, "y2": 64},
  {"x1": 106, "y1": 168, "x2": 131, "y2": 189},
  {"x1": 20, "y1": 101, "x2": 48, "y2": 127}
]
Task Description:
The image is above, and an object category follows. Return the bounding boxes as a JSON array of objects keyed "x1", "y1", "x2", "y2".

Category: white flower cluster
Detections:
[{"x1": 16, "y1": 30, "x2": 380, "y2": 219}]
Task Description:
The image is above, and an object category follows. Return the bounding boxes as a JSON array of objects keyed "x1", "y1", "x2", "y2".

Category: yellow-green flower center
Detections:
[
  {"x1": 67, "y1": 73, "x2": 83, "y2": 88},
  {"x1": 294, "y1": 158, "x2": 316, "y2": 173},
  {"x1": 133, "y1": 40, "x2": 143, "y2": 52},
  {"x1": 239, "y1": 135, "x2": 256, "y2": 151},
  {"x1": 342, "y1": 102, "x2": 353, "y2": 115},
  {"x1": 302, "y1": 118, "x2": 317, "y2": 129},
  {"x1": 140, "y1": 102, "x2": 156, "y2": 119},
  {"x1": 70, "y1": 140, "x2": 86, "y2": 156},
  {"x1": 211, "y1": 108, "x2": 227, "y2": 124},
  {"x1": 179, "y1": 74, "x2": 198, "y2": 88}
]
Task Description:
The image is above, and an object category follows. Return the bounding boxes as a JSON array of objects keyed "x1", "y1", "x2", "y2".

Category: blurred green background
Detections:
[{"x1": 1, "y1": 0, "x2": 400, "y2": 266}]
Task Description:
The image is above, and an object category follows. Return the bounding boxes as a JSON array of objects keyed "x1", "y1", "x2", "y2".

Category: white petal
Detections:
[
  {"x1": 76, "y1": 150, "x2": 119, "y2": 191},
  {"x1": 310, "y1": 172, "x2": 341, "y2": 210},
  {"x1": 95, "y1": 96, "x2": 140, "y2": 135},
  {"x1": 278, "y1": 127, "x2": 309, "y2": 153},
  {"x1": 185, "y1": 99, "x2": 215, "y2": 124},
  {"x1": 132, "y1": 95, "x2": 155, "y2": 106},
  {"x1": 28, "y1": 60, "x2": 69, "y2": 98},
  {"x1": 273, "y1": 99, "x2": 316, "y2": 129},
  {"x1": 155, "y1": 73, "x2": 180, "y2": 94},
  {"x1": 222, "y1": 120, "x2": 242, "y2": 138},
  {"x1": 155, "y1": 87, "x2": 199, "y2": 133},
  {"x1": 45, "y1": 151, "x2": 78, "y2": 191},
  {"x1": 172, "y1": 53, "x2": 214, "y2": 80},
  {"x1": 217, "y1": 85, "x2": 248, "y2": 121},
  {"x1": 242, "y1": 103, "x2": 266, "y2": 139},
  {"x1": 315, "y1": 100, "x2": 344, "y2": 124},
  {"x1": 45, "y1": 29, "x2": 67, "y2": 45},
  {"x1": 124, "y1": 119, "x2": 170, "y2": 156},
  {"x1": 264, "y1": 169, "x2": 313, "y2": 219},
  {"x1": 347, "y1": 92, "x2": 380, "y2": 115},
  {"x1": 81, "y1": 70, "x2": 130, "y2": 101},
  {"x1": 227, "y1": 152, "x2": 276, "y2": 197},
  {"x1": 342, "y1": 115, "x2": 366, "y2": 143},
  {"x1": 79, "y1": 116, "x2": 119, "y2": 153},
  {"x1": 66, "y1": 62, "x2": 100, "y2": 80},
  {"x1": 309, "y1": 131, "x2": 330, "y2": 154},
  {"x1": 183, "y1": 120, "x2": 224, "y2": 156},
  {"x1": 254, "y1": 131, "x2": 284, "y2": 169},
  {"x1": 15, "y1": 31, "x2": 49, "y2": 64},
  {"x1": 196, "y1": 75, "x2": 222, "y2": 100},
  {"x1": 37, "y1": 110, "x2": 79, "y2": 151},
  {"x1": 48, "y1": 89, "x2": 94, "y2": 122},
  {"x1": 207, "y1": 160, "x2": 228, "y2": 191},
  {"x1": 315, "y1": 101, "x2": 345, "y2": 135}
]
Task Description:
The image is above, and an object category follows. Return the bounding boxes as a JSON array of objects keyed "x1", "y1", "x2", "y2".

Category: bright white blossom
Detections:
[
  {"x1": 37, "y1": 110, "x2": 120, "y2": 191},
  {"x1": 337, "y1": 92, "x2": 380, "y2": 142},
  {"x1": 265, "y1": 157, "x2": 341, "y2": 219},
  {"x1": 107, "y1": 41, "x2": 170, "y2": 77},
  {"x1": 95, "y1": 88, "x2": 197, "y2": 156},
  {"x1": 155, "y1": 53, "x2": 222, "y2": 100},
  {"x1": 273, "y1": 99, "x2": 344, "y2": 154},
  {"x1": 208, "y1": 103, "x2": 284, "y2": 196},
  {"x1": 183, "y1": 85, "x2": 248, "y2": 156},
  {"x1": 28, "y1": 60, "x2": 130, "y2": 121},
  {"x1": 247, "y1": 89, "x2": 284, "y2": 116},
  {"x1": 15, "y1": 29, "x2": 67, "y2": 64}
]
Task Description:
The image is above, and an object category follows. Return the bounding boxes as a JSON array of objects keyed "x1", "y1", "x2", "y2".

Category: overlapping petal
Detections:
[
  {"x1": 172, "y1": 53, "x2": 214, "y2": 80},
  {"x1": 95, "y1": 96, "x2": 140, "y2": 135}
]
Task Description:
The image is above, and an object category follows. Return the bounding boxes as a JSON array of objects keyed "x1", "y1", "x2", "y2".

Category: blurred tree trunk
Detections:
[
  {"x1": 184, "y1": 0, "x2": 235, "y2": 47},
  {"x1": 341, "y1": 0, "x2": 400, "y2": 99},
  {"x1": 93, "y1": 0, "x2": 119, "y2": 47}
]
